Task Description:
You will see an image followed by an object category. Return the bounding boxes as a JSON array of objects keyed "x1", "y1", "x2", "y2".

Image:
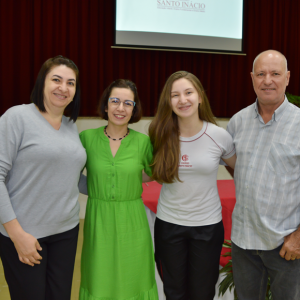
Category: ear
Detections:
[
  {"x1": 105, "y1": 106, "x2": 108, "y2": 113},
  {"x1": 286, "y1": 71, "x2": 290, "y2": 86},
  {"x1": 198, "y1": 96, "x2": 202, "y2": 104},
  {"x1": 250, "y1": 72, "x2": 254, "y2": 83}
]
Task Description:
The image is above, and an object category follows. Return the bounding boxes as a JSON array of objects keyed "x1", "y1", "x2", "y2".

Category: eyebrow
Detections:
[
  {"x1": 171, "y1": 88, "x2": 193, "y2": 93},
  {"x1": 52, "y1": 75, "x2": 76, "y2": 81}
]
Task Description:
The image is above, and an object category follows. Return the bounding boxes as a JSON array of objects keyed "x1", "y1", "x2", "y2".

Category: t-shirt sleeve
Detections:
[
  {"x1": 142, "y1": 136, "x2": 153, "y2": 177},
  {"x1": 0, "y1": 110, "x2": 20, "y2": 224},
  {"x1": 217, "y1": 127, "x2": 236, "y2": 159}
]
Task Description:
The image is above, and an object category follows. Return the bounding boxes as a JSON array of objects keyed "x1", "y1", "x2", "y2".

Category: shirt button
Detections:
[
  {"x1": 112, "y1": 185, "x2": 114, "y2": 188},
  {"x1": 112, "y1": 174, "x2": 115, "y2": 177},
  {"x1": 112, "y1": 163, "x2": 114, "y2": 166},
  {"x1": 112, "y1": 196, "x2": 114, "y2": 199}
]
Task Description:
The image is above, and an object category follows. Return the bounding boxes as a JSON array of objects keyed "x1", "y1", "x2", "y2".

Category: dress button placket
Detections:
[{"x1": 111, "y1": 162, "x2": 115, "y2": 200}]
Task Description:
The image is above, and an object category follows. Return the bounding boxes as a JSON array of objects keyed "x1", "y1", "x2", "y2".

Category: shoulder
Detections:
[
  {"x1": 286, "y1": 102, "x2": 300, "y2": 116},
  {"x1": 1, "y1": 104, "x2": 29, "y2": 119},
  {"x1": 0, "y1": 105, "x2": 33, "y2": 130},
  {"x1": 129, "y1": 129, "x2": 150, "y2": 141},
  {"x1": 80, "y1": 127, "x2": 103, "y2": 138},
  {"x1": 62, "y1": 115, "x2": 78, "y2": 130},
  {"x1": 79, "y1": 126, "x2": 104, "y2": 146},
  {"x1": 129, "y1": 129, "x2": 151, "y2": 145},
  {"x1": 206, "y1": 122, "x2": 232, "y2": 141},
  {"x1": 129, "y1": 129, "x2": 152, "y2": 150},
  {"x1": 229, "y1": 102, "x2": 255, "y2": 124}
]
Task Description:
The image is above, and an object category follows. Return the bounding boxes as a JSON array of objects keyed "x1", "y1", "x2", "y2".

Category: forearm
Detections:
[
  {"x1": 3, "y1": 218, "x2": 25, "y2": 241},
  {"x1": 225, "y1": 166, "x2": 234, "y2": 178},
  {"x1": 0, "y1": 182, "x2": 17, "y2": 224},
  {"x1": 142, "y1": 171, "x2": 152, "y2": 183}
]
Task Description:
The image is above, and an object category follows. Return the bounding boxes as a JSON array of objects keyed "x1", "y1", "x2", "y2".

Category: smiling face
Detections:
[
  {"x1": 105, "y1": 87, "x2": 134, "y2": 127},
  {"x1": 171, "y1": 78, "x2": 201, "y2": 121},
  {"x1": 251, "y1": 51, "x2": 290, "y2": 108},
  {"x1": 43, "y1": 65, "x2": 76, "y2": 112}
]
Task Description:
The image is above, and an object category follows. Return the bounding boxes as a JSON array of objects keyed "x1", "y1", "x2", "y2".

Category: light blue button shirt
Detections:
[{"x1": 227, "y1": 97, "x2": 300, "y2": 250}]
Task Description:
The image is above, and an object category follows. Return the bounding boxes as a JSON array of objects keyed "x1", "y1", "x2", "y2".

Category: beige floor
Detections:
[{"x1": 0, "y1": 219, "x2": 85, "y2": 300}]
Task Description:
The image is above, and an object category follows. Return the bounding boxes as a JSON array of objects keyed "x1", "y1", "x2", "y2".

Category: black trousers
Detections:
[
  {"x1": 154, "y1": 218, "x2": 224, "y2": 300},
  {"x1": 0, "y1": 224, "x2": 79, "y2": 300}
]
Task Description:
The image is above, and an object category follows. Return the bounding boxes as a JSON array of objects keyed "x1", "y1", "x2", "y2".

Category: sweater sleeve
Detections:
[{"x1": 0, "y1": 110, "x2": 21, "y2": 224}]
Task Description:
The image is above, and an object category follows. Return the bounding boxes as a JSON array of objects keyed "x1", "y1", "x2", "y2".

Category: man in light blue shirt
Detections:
[{"x1": 226, "y1": 50, "x2": 300, "y2": 300}]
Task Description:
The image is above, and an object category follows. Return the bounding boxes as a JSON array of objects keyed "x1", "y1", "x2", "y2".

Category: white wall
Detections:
[{"x1": 76, "y1": 117, "x2": 231, "y2": 219}]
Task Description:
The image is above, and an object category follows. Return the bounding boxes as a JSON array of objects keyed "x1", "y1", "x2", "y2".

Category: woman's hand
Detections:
[
  {"x1": 3, "y1": 219, "x2": 42, "y2": 266},
  {"x1": 12, "y1": 232, "x2": 43, "y2": 266}
]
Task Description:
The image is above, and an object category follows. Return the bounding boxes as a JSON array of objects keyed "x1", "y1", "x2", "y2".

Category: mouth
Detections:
[
  {"x1": 262, "y1": 88, "x2": 275, "y2": 92},
  {"x1": 114, "y1": 114, "x2": 126, "y2": 119},
  {"x1": 53, "y1": 93, "x2": 67, "y2": 99},
  {"x1": 179, "y1": 105, "x2": 191, "y2": 111}
]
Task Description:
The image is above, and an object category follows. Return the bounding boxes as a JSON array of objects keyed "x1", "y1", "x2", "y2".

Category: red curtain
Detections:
[{"x1": 1, "y1": 0, "x2": 299, "y2": 117}]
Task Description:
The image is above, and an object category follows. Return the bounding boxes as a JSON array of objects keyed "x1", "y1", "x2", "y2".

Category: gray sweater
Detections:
[{"x1": 0, "y1": 104, "x2": 87, "y2": 238}]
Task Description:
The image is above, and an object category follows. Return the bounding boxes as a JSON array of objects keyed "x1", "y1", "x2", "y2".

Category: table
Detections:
[{"x1": 142, "y1": 180, "x2": 236, "y2": 267}]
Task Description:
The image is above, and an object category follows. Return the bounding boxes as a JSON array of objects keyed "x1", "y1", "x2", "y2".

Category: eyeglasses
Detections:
[{"x1": 108, "y1": 97, "x2": 136, "y2": 108}]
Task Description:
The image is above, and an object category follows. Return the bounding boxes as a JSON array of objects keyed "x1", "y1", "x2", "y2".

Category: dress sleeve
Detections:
[
  {"x1": 142, "y1": 137, "x2": 153, "y2": 177},
  {"x1": 0, "y1": 111, "x2": 20, "y2": 224}
]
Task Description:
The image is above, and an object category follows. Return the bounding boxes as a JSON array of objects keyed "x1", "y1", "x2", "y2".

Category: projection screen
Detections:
[{"x1": 114, "y1": 0, "x2": 245, "y2": 54}]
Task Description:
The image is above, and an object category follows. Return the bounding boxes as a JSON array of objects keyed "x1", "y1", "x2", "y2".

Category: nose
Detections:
[
  {"x1": 59, "y1": 83, "x2": 68, "y2": 92},
  {"x1": 179, "y1": 95, "x2": 187, "y2": 104},
  {"x1": 264, "y1": 74, "x2": 272, "y2": 85},
  {"x1": 117, "y1": 101, "x2": 125, "y2": 111}
]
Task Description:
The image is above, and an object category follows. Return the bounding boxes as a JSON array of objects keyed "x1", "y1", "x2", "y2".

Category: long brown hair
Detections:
[{"x1": 149, "y1": 71, "x2": 217, "y2": 183}]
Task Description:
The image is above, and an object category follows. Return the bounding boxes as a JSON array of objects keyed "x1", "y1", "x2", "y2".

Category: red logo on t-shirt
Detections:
[{"x1": 182, "y1": 154, "x2": 189, "y2": 161}]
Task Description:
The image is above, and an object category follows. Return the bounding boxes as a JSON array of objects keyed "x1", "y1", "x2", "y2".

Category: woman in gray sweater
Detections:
[{"x1": 0, "y1": 56, "x2": 87, "y2": 300}]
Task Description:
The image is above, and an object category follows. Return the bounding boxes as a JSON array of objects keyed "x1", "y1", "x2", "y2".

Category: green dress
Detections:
[{"x1": 79, "y1": 127, "x2": 158, "y2": 300}]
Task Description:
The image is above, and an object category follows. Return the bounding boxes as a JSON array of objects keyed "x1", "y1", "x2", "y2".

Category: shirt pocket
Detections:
[{"x1": 267, "y1": 142, "x2": 299, "y2": 175}]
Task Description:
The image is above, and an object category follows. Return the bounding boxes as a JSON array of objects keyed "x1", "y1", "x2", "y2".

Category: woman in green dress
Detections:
[{"x1": 79, "y1": 79, "x2": 158, "y2": 300}]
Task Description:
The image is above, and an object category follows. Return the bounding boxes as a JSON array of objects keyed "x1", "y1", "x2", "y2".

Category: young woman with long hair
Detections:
[{"x1": 149, "y1": 71, "x2": 236, "y2": 300}]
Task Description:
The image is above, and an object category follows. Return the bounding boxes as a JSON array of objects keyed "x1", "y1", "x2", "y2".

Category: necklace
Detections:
[{"x1": 104, "y1": 126, "x2": 129, "y2": 141}]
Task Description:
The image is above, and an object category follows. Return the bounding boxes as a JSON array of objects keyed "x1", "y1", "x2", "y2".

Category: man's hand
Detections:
[{"x1": 279, "y1": 228, "x2": 300, "y2": 261}]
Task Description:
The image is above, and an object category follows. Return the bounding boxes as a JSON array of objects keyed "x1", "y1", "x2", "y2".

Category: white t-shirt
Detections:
[{"x1": 156, "y1": 121, "x2": 235, "y2": 226}]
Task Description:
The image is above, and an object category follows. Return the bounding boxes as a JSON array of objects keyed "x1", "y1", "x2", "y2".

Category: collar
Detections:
[{"x1": 253, "y1": 96, "x2": 289, "y2": 122}]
